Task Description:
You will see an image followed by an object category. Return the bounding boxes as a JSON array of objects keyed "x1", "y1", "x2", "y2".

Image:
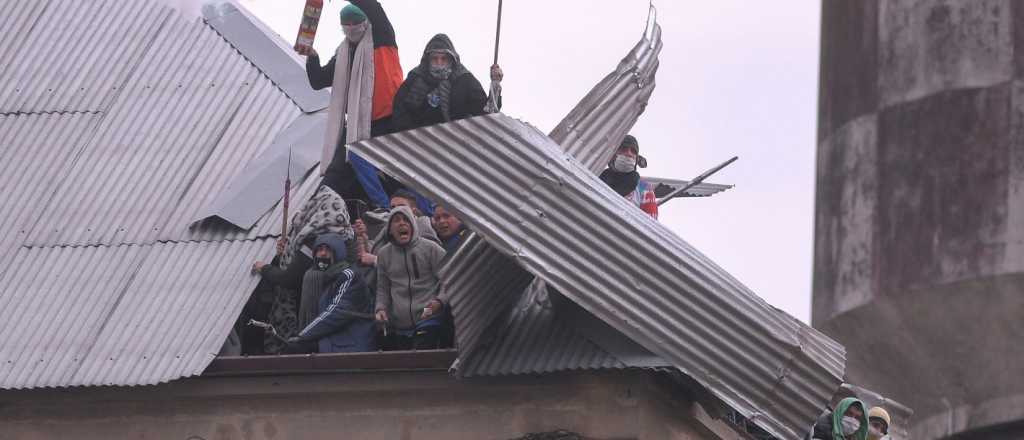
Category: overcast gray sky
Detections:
[{"x1": 172, "y1": 0, "x2": 822, "y2": 322}]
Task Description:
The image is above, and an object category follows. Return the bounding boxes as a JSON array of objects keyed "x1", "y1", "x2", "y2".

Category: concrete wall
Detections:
[
  {"x1": 815, "y1": 1, "x2": 1024, "y2": 438},
  {"x1": 0, "y1": 370, "x2": 736, "y2": 440}
]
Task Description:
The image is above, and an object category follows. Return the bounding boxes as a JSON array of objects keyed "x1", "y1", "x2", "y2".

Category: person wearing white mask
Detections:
[
  {"x1": 306, "y1": 1, "x2": 405, "y2": 213},
  {"x1": 808, "y1": 397, "x2": 870, "y2": 440},
  {"x1": 599, "y1": 134, "x2": 659, "y2": 219}
]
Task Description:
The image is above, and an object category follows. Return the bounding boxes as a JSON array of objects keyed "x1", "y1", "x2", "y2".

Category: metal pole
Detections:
[
  {"x1": 657, "y1": 156, "x2": 738, "y2": 206},
  {"x1": 280, "y1": 148, "x2": 292, "y2": 254},
  {"x1": 493, "y1": 0, "x2": 504, "y2": 65}
]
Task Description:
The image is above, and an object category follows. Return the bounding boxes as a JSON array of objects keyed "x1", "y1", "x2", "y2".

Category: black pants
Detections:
[
  {"x1": 321, "y1": 116, "x2": 397, "y2": 215},
  {"x1": 382, "y1": 326, "x2": 442, "y2": 351}
]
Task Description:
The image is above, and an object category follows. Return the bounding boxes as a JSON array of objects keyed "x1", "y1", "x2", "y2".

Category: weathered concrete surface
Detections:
[
  {"x1": 0, "y1": 370, "x2": 735, "y2": 440},
  {"x1": 879, "y1": 0, "x2": 1014, "y2": 107},
  {"x1": 816, "y1": 1, "x2": 1024, "y2": 438}
]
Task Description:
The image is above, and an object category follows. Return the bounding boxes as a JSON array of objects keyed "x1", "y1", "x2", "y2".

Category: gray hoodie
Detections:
[{"x1": 374, "y1": 206, "x2": 447, "y2": 331}]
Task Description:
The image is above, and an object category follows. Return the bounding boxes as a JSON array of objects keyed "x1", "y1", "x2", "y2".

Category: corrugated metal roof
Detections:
[
  {"x1": 462, "y1": 279, "x2": 672, "y2": 377},
  {"x1": 0, "y1": 0, "x2": 322, "y2": 388},
  {"x1": 350, "y1": 113, "x2": 845, "y2": 439},
  {"x1": 441, "y1": 234, "x2": 534, "y2": 359},
  {"x1": 462, "y1": 280, "x2": 625, "y2": 376},
  {"x1": 644, "y1": 176, "x2": 734, "y2": 198},
  {"x1": 440, "y1": 23, "x2": 665, "y2": 370},
  {"x1": 0, "y1": 0, "x2": 173, "y2": 114},
  {"x1": 0, "y1": 239, "x2": 272, "y2": 388}
]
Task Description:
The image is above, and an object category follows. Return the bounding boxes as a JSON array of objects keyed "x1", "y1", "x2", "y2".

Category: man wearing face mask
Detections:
[
  {"x1": 306, "y1": 1, "x2": 405, "y2": 212},
  {"x1": 286, "y1": 232, "x2": 378, "y2": 354},
  {"x1": 809, "y1": 397, "x2": 870, "y2": 440},
  {"x1": 391, "y1": 33, "x2": 501, "y2": 132},
  {"x1": 599, "y1": 135, "x2": 659, "y2": 219}
]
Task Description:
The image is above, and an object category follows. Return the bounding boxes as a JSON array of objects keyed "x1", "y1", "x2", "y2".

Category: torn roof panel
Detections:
[
  {"x1": 189, "y1": 111, "x2": 325, "y2": 231},
  {"x1": 350, "y1": 113, "x2": 844, "y2": 439},
  {"x1": 441, "y1": 22, "x2": 665, "y2": 372}
]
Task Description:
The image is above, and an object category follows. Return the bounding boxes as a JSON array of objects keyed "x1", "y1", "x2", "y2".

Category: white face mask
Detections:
[
  {"x1": 343, "y1": 22, "x2": 368, "y2": 43},
  {"x1": 611, "y1": 153, "x2": 637, "y2": 173},
  {"x1": 867, "y1": 426, "x2": 883, "y2": 440},
  {"x1": 841, "y1": 416, "x2": 861, "y2": 436}
]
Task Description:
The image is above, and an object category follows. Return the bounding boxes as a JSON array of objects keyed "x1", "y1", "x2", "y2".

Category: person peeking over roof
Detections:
[
  {"x1": 306, "y1": 1, "x2": 405, "y2": 212},
  {"x1": 391, "y1": 33, "x2": 501, "y2": 132},
  {"x1": 599, "y1": 135, "x2": 659, "y2": 219},
  {"x1": 373, "y1": 205, "x2": 449, "y2": 350},
  {"x1": 809, "y1": 397, "x2": 870, "y2": 440}
]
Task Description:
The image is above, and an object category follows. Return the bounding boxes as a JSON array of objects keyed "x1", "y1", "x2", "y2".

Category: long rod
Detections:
[
  {"x1": 657, "y1": 156, "x2": 738, "y2": 206},
  {"x1": 281, "y1": 148, "x2": 292, "y2": 249},
  {"x1": 492, "y1": 0, "x2": 503, "y2": 65}
]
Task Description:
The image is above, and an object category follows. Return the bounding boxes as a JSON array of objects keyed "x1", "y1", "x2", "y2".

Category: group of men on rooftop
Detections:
[{"x1": 245, "y1": 0, "x2": 664, "y2": 358}]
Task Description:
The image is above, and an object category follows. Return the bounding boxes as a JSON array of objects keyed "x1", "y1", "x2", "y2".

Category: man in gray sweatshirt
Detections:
[{"x1": 373, "y1": 205, "x2": 448, "y2": 350}]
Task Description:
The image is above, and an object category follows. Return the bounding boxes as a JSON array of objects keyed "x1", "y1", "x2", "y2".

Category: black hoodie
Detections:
[{"x1": 391, "y1": 34, "x2": 489, "y2": 132}]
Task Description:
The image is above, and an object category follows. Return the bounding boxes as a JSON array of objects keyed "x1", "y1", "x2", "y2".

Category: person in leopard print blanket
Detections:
[{"x1": 251, "y1": 185, "x2": 356, "y2": 354}]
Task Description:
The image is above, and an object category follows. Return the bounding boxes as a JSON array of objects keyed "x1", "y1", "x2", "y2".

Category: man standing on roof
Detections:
[
  {"x1": 287, "y1": 232, "x2": 377, "y2": 353},
  {"x1": 373, "y1": 205, "x2": 449, "y2": 350},
  {"x1": 306, "y1": 0, "x2": 404, "y2": 211},
  {"x1": 599, "y1": 135, "x2": 659, "y2": 219},
  {"x1": 391, "y1": 34, "x2": 502, "y2": 132}
]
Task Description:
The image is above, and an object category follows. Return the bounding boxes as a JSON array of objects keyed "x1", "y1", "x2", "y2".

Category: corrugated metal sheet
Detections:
[
  {"x1": 551, "y1": 23, "x2": 663, "y2": 174},
  {"x1": 0, "y1": 0, "x2": 322, "y2": 389},
  {"x1": 644, "y1": 176, "x2": 734, "y2": 198},
  {"x1": 203, "y1": 2, "x2": 330, "y2": 113},
  {"x1": 0, "y1": 113, "x2": 101, "y2": 260},
  {"x1": 440, "y1": 23, "x2": 665, "y2": 369},
  {"x1": 440, "y1": 234, "x2": 534, "y2": 358},
  {"x1": 350, "y1": 113, "x2": 845, "y2": 439},
  {"x1": 0, "y1": 239, "x2": 272, "y2": 388},
  {"x1": 463, "y1": 280, "x2": 625, "y2": 376},
  {"x1": 0, "y1": 0, "x2": 173, "y2": 114}
]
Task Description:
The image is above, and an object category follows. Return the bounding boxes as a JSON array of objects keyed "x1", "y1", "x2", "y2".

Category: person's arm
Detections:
[
  {"x1": 258, "y1": 252, "x2": 312, "y2": 290},
  {"x1": 348, "y1": 0, "x2": 396, "y2": 48},
  {"x1": 297, "y1": 268, "x2": 358, "y2": 341},
  {"x1": 431, "y1": 244, "x2": 450, "y2": 305},
  {"x1": 306, "y1": 53, "x2": 337, "y2": 90},
  {"x1": 374, "y1": 253, "x2": 392, "y2": 316},
  {"x1": 457, "y1": 74, "x2": 489, "y2": 119},
  {"x1": 390, "y1": 79, "x2": 415, "y2": 132}
]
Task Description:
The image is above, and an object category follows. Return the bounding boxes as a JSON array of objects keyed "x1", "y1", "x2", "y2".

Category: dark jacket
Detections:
[
  {"x1": 305, "y1": 0, "x2": 404, "y2": 121},
  {"x1": 375, "y1": 206, "x2": 447, "y2": 330},
  {"x1": 297, "y1": 264, "x2": 377, "y2": 353},
  {"x1": 391, "y1": 34, "x2": 488, "y2": 132},
  {"x1": 809, "y1": 410, "x2": 834, "y2": 440},
  {"x1": 440, "y1": 226, "x2": 469, "y2": 255}
]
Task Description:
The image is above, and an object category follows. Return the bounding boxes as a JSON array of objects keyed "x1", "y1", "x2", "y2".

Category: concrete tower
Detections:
[{"x1": 815, "y1": 2, "x2": 1024, "y2": 439}]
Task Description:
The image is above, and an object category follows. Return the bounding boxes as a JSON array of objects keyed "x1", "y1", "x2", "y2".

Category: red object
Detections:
[
  {"x1": 640, "y1": 187, "x2": 659, "y2": 219},
  {"x1": 294, "y1": 0, "x2": 323, "y2": 55}
]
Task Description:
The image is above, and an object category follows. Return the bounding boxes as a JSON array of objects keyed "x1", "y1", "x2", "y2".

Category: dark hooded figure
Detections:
[
  {"x1": 287, "y1": 233, "x2": 378, "y2": 354},
  {"x1": 391, "y1": 34, "x2": 492, "y2": 132}
]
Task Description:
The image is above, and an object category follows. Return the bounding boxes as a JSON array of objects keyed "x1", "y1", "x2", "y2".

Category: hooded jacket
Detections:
[
  {"x1": 305, "y1": 0, "x2": 403, "y2": 122},
  {"x1": 297, "y1": 233, "x2": 350, "y2": 330},
  {"x1": 809, "y1": 398, "x2": 869, "y2": 440},
  {"x1": 391, "y1": 34, "x2": 489, "y2": 132},
  {"x1": 374, "y1": 205, "x2": 447, "y2": 331},
  {"x1": 297, "y1": 233, "x2": 377, "y2": 353}
]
